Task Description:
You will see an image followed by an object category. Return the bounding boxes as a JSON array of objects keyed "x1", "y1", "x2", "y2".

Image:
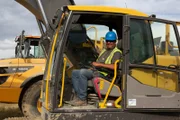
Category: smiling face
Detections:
[{"x1": 105, "y1": 40, "x2": 116, "y2": 49}]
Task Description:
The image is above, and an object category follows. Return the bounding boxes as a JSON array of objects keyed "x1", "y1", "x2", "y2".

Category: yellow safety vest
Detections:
[{"x1": 97, "y1": 47, "x2": 122, "y2": 76}]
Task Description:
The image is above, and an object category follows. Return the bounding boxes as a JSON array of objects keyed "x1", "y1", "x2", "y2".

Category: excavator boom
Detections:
[
  {"x1": 15, "y1": 0, "x2": 75, "y2": 26},
  {"x1": 15, "y1": 0, "x2": 75, "y2": 56}
]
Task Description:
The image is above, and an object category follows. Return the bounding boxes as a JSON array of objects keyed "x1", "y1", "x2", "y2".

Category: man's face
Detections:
[{"x1": 105, "y1": 40, "x2": 116, "y2": 49}]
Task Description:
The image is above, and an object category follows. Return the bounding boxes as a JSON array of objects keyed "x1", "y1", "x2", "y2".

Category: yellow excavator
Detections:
[
  {"x1": 0, "y1": 30, "x2": 45, "y2": 117},
  {"x1": 16, "y1": 0, "x2": 180, "y2": 120}
]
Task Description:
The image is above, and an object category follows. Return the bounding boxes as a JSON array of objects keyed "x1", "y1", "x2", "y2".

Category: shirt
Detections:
[{"x1": 97, "y1": 48, "x2": 122, "y2": 64}]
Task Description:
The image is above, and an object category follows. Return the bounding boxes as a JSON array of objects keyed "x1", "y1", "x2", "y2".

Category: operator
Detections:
[{"x1": 69, "y1": 31, "x2": 122, "y2": 106}]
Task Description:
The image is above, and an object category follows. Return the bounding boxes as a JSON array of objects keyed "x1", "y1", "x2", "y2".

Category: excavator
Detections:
[{"x1": 15, "y1": 0, "x2": 180, "y2": 120}]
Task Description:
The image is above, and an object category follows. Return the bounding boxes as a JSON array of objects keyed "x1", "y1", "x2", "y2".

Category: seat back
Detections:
[{"x1": 93, "y1": 77, "x2": 121, "y2": 98}]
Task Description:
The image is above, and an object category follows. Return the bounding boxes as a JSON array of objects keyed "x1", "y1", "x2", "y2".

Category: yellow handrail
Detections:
[
  {"x1": 45, "y1": 13, "x2": 65, "y2": 110},
  {"x1": 58, "y1": 57, "x2": 67, "y2": 107},
  {"x1": 86, "y1": 26, "x2": 98, "y2": 45},
  {"x1": 99, "y1": 60, "x2": 120, "y2": 108},
  {"x1": 86, "y1": 26, "x2": 103, "y2": 51}
]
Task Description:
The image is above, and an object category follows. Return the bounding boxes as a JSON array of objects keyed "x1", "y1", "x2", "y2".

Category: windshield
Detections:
[{"x1": 15, "y1": 37, "x2": 45, "y2": 58}]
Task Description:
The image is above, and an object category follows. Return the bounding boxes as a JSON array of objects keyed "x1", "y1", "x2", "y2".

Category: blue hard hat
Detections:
[{"x1": 105, "y1": 31, "x2": 117, "y2": 41}]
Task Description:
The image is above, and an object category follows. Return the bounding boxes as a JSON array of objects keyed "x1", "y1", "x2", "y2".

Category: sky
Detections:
[{"x1": 0, "y1": 0, "x2": 179, "y2": 58}]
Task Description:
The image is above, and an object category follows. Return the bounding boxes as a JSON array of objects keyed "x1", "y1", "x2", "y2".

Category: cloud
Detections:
[
  {"x1": 0, "y1": 39, "x2": 16, "y2": 50},
  {"x1": 0, "y1": 0, "x2": 40, "y2": 58},
  {"x1": 0, "y1": 1, "x2": 40, "y2": 41},
  {"x1": 0, "y1": 39, "x2": 16, "y2": 58},
  {"x1": 0, "y1": 49, "x2": 15, "y2": 58},
  {"x1": 75, "y1": 0, "x2": 180, "y2": 21},
  {"x1": 0, "y1": 0, "x2": 179, "y2": 58}
]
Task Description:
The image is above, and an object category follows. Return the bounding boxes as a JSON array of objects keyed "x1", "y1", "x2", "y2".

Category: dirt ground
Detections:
[{"x1": 0, "y1": 103, "x2": 23, "y2": 120}]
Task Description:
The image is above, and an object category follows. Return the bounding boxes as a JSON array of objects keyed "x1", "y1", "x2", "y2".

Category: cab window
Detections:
[
  {"x1": 151, "y1": 22, "x2": 179, "y2": 56},
  {"x1": 129, "y1": 19, "x2": 154, "y2": 64}
]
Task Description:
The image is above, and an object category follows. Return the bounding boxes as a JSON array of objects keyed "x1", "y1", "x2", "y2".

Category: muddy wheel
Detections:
[{"x1": 21, "y1": 81, "x2": 42, "y2": 119}]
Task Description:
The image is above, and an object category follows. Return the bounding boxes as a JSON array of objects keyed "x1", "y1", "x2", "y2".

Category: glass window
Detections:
[
  {"x1": 129, "y1": 19, "x2": 154, "y2": 64},
  {"x1": 34, "y1": 45, "x2": 45, "y2": 58},
  {"x1": 151, "y1": 22, "x2": 179, "y2": 56},
  {"x1": 86, "y1": 25, "x2": 117, "y2": 40},
  {"x1": 63, "y1": 14, "x2": 122, "y2": 69}
]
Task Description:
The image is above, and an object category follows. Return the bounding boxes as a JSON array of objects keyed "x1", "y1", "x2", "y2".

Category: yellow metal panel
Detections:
[
  {"x1": 157, "y1": 70, "x2": 177, "y2": 91},
  {"x1": 11, "y1": 66, "x2": 44, "y2": 87},
  {"x1": 131, "y1": 68, "x2": 157, "y2": 87},
  {"x1": 14, "y1": 58, "x2": 46, "y2": 64},
  {"x1": 24, "y1": 35, "x2": 40, "y2": 39},
  {"x1": 0, "y1": 74, "x2": 15, "y2": 87},
  {"x1": 0, "y1": 88, "x2": 22, "y2": 103},
  {"x1": 131, "y1": 55, "x2": 179, "y2": 92},
  {"x1": 68, "y1": 6, "x2": 148, "y2": 17},
  {"x1": 156, "y1": 55, "x2": 179, "y2": 91},
  {"x1": 156, "y1": 55, "x2": 180, "y2": 66},
  {"x1": 131, "y1": 56, "x2": 157, "y2": 88}
]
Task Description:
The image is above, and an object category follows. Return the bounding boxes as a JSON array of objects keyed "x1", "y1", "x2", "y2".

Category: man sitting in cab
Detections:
[{"x1": 69, "y1": 31, "x2": 122, "y2": 106}]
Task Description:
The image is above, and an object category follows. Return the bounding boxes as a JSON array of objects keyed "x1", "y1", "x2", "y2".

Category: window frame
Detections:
[
  {"x1": 129, "y1": 18, "x2": 155, "y2": 65},
  {"x1": 52, "y1": 11, "x2": 126, "y2": 112},
  {"x1": 124, "y1": 15, "x2": 180, "y2": 111},
  {"x1": 128, "y1": 15, "x2": 180, "y2": 71}
]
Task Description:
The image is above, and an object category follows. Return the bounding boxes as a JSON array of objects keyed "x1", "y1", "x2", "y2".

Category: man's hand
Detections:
[{"x1": 92, "y1": 62, "x2": 102, "y2": 67}]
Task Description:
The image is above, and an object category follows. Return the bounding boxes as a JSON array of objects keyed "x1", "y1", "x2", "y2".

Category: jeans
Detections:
[{"x1": 71, "y1": 69, "x2": 94, "y2": 100}]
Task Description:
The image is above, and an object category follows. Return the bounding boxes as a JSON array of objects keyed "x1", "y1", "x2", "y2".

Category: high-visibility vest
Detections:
[{"x1": 97, "y1": 47, "x2": 122, "y2": 76}]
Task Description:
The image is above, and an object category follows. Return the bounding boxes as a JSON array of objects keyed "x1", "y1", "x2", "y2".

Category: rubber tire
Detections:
[{"x1": 21, "y1": 81, "x2": 41, "y2": 119}]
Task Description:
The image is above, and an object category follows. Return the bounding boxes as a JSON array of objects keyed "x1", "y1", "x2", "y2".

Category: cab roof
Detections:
[
  {"x1": 25, "y1": 36, "x2": 40, "y2": 39},
  {"x1": 15, "y1": 35, "x2": 40, "y2": 43},
  {"x1": 67, "y1": 6, "x2": 148, "y2": 17}
]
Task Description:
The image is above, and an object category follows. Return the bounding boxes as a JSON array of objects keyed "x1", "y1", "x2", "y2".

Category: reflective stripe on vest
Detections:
[{"x1": 97, "y1": 47, "x2": 122, "y2": 76}]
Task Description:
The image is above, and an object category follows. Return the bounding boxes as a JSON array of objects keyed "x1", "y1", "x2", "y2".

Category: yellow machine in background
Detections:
[{"x1": 0, "y1": 30, "x2": 45, "y2": 117}]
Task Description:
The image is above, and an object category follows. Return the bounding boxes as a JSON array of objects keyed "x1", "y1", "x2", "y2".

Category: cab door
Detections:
[
  {"x1": 151, "y1": 22, "x2": 180, "y2": 91},
  {"x1": 125, "y1": 16, "x2": 180, "y2": 109}
]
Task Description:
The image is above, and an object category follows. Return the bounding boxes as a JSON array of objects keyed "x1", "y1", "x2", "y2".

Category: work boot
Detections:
[
  {"x1": 71, "y1": 93, "x2": 79, "y2": 101},
  {"x1": 64, "y1": 93, "x2": 78, "y2": 104},
  {"x1": 70, "y1": 97, "x2": 87, "y2": 106}
]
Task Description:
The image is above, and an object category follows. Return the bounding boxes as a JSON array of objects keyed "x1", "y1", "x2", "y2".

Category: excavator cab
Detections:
[
  {"x1": 16, "y1": 0, "x2": 180, "y2": 120},
  {"x1": 41, "y1": 7, "x2": 180, "y2": 119}
]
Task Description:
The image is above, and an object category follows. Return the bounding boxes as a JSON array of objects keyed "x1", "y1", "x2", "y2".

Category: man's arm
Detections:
[
  {"x1": 92, "y1": 62, "x2": 115, "y2": 70},
  {"x1": 92, "y1": 51, "x2": 122, "y2": 70}
]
